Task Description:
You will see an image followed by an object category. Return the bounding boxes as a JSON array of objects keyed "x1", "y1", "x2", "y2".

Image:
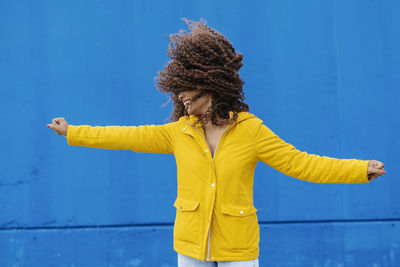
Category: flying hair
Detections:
[{"x1": 155, "y1": 18, "x2": 249, "y2": 126}]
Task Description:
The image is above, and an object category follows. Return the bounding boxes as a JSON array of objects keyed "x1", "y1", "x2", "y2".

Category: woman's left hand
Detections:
[{"x1": 367, "y1": 160, "x2": 386, "y2": 180}]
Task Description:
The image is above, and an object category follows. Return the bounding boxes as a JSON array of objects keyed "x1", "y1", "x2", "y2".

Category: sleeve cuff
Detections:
[
  {"x1": 364, "y1": 160, "x2": 371, "y2": 182},
  {"x1": 66, "y1": 125, "x2": 78, "y2": 146}
]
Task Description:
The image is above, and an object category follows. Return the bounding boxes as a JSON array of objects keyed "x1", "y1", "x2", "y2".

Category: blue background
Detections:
[{"x1": 0, "y1": 0, "x2": 399, "y2": 266}]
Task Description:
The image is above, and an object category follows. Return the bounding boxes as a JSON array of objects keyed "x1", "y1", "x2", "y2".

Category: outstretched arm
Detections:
[
  {"x1": 254, "y1": 121, "x2": 385, "y2": 183},
  {"x1": 47, "y1": 117, "x2": 178, "y2": 154}
]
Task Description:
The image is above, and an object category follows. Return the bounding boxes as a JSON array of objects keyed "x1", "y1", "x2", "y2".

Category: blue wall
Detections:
[{"x1": 0, "y1": 0, "x2": 399, "y2": 266}]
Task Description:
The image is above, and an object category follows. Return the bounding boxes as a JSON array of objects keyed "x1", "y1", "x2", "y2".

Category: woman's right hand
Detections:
[{"x1": 47, "y1": 117, "x2": 69, "y2": 137}]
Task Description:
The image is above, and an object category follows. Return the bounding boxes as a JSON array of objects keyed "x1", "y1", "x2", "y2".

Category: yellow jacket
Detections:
[{"x1": 67, "y1": 112, "x2": 370, "y2": 261}]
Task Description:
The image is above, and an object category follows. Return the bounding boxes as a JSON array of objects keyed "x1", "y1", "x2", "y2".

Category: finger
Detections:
[
  {"x1": 371, "y1": 168, "x2": 386, "y2": 177},
  {"x1": 370, "y1": 160, "x2": 378, "y2": 167},
  {"x1": 369, "y1": 160, "x2": 376, "y2": 168},
  {"x1": 369, "y1": 172, "x2": 379, "y2": 179},
  {"x1": 47, "y1": 124, "x2": 58, "y2": 131},
  {"x1": 48, "y1": 124, "x2": 62, "y2": 134},
  {"x1": 375, "y1": 161, "x2": 384, "y2": 169},
  {"x1": 52, "y1": 118, "x2": 59, "y2": 125},
  {"x1": 52, "y1": 118, "x2": 64, "y2": 125},
  {"x1": 368, "y1": 168, "x2": 381, "y2": 179},
  {"x1": 371, "y1": 167, "x2": 381, "y2": 175}
]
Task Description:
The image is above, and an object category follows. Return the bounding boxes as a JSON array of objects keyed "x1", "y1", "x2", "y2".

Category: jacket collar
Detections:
[{"x1": 180, "y1": 111, "x2": 256, "y2": 126}]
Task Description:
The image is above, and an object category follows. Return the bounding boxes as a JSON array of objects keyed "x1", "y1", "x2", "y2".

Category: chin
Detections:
[
  {"x1": 189, "y1": 110, "x2": 202, "y2": 116},
  {"x1": 186, "y1": 107, "x2": 195, "y2": 115}
]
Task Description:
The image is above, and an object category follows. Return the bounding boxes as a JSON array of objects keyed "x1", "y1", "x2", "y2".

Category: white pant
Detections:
[{"x1": 178, "y1": 253, "x2": 259, "y2": 267}]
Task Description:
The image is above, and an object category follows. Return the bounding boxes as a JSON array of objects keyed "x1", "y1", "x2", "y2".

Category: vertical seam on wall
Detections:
[{"x1": 331, "y1": 0, "x2": 348, "y2": 218}]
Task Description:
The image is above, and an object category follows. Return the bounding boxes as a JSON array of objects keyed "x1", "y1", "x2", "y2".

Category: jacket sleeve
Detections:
[
  {"x1": 254, "y1": 121, "x2": 370, "y2": 184},
  {"x1": 67, "y1": 121, "x2": 178, "y2": 154}
]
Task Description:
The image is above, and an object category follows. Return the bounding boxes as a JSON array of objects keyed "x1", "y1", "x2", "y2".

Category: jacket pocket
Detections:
[
  {"x1": 219, "y1": 204, "x2": 258, "y2": 250},
  {"x1": 221, "y1": 204, "x2": 257, "y2": 217},
  {"x1": 173, "y1": 198, "x2": 201, "y2": 245}
]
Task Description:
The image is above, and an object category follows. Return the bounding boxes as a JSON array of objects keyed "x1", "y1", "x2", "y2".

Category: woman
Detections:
[{"x1": 47, "y1": 19, "x2": 385, "y2": 267}]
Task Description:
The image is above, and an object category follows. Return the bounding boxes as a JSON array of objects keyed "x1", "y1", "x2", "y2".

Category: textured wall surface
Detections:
[{"x1": 0, "y1": 0, "x2": 399, "y2": 266}]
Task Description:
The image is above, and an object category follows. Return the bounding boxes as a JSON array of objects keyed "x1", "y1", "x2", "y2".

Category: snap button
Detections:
[
  {"x1": 211, "y1": 183, "x2": 215, "y2": 187},
  {"x1": 205, "y1": 148, "x2": 209, "y2": 153},
  {"x1": 211, "y1": 256, "x2": 214, "y2": 260},
  {"x1": 182, "y1": 127, "x2": 185, "y2": 131},
  {"x1": 240, "y1": 210, "x2": 244, "y2": 215},
  {"x1": 180, "y1": 206, "x2": 183, "y2": 210}
]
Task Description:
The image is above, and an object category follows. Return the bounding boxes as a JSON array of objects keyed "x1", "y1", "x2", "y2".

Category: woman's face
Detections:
[{"x1": 178, "y1": 89, "x2": 212, "y2": 116}]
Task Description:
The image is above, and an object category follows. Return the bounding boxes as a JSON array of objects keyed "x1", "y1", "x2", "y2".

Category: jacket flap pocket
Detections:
[
  {"x1": 221, "y1": 204, "x2": 257, "y2": 217},
  {"x1": 174, "y1": 198, "x2": 200, "y2": 212}
]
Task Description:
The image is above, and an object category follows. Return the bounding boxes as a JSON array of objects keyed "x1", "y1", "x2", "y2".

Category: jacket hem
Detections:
[
  {"x1": 174, "y1": 246, "x2": 204, "y2": 262},
  {"x1": 174, "y1": 246, "x2": 259, "y2": 262}
]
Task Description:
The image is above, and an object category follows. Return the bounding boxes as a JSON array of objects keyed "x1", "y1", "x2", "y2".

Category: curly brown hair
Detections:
[{"x1": 155, "y1": 18, "x2": 249, "y2": 126}]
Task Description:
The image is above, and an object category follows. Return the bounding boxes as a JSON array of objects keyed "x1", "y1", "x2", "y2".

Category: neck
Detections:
[
  {"x1": 202, "y1": 120, "x2": 214, "y2": 130},
  {"x1": 202, "y1": 117, "x2": 229, "y2": 131}
]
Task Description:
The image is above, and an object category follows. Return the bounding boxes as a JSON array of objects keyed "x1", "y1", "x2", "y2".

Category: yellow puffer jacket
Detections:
[{"x1": 67, "y1": 112, "x2": 370, "y2": 261}]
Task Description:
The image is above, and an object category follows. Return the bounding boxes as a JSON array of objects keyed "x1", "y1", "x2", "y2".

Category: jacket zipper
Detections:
[
  {"x1": 184, "y1": 122, "x2": 231, "y2": 261},
  {"x1": 207, "y1": 228, "x2": 211, "y2": 261}
]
